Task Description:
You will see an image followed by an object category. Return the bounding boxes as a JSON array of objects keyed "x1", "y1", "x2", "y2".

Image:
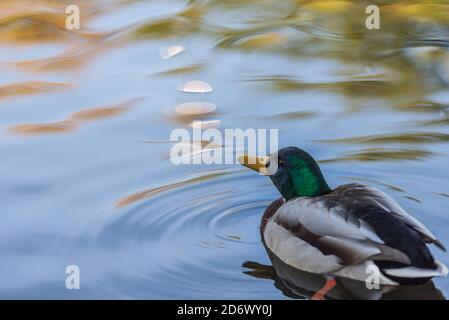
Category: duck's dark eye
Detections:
[
  {"x1": 265, "y1": 161, "x2": 271, "y2": 168},
  {"x1": 278, "y1": 159, "x2": 285, "y2": 167}
]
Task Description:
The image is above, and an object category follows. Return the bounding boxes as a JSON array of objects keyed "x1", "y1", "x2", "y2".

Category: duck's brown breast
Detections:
[{"x1": 261, "y1": 197, "x2": 285, "y2": 235}]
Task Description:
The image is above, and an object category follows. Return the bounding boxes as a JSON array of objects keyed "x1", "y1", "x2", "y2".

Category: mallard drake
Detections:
[{"x1": 239, "y1": 147, "x2": 447, "y2": 295}]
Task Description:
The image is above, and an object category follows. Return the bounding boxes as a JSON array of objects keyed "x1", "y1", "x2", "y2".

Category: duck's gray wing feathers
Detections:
[
  {"x1": 362, "y1": 186, "x2": 446, "y2": 251},
  {"x1": 272, "y1": 194, "x2": 412, "y2": 268},
  {"x1": 317, "y1": 235, "x2": 411, "y2": 266}
]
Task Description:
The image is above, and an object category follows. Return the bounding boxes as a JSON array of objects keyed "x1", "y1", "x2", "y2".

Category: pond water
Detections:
[{"x1": 0, "y1": 0, "x2": 449, "y2": 299}]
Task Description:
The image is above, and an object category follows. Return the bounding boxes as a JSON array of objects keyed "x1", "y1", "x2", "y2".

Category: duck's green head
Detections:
[{"x1": 239, "y1": 147, "x2": 331, "y2": 200}]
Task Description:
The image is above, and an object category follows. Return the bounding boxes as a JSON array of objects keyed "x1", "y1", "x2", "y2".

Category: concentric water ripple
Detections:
[{"x1": 91, "y1": 168, "x2": 285, "y2": 299}]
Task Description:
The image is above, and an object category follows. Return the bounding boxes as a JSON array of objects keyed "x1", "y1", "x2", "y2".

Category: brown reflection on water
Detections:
[
  {"x1": 245, "y1": 76, "x2": 415, "y2": 100},
  {"x1": 243, "y1": 255, "x2": 445, "y2": 300},
  {"x1": 154, "y1": 64, "x2": 205, "y2": 77},
  {"x1": 319, "y1": 148, "x2": 434, "y2": 163},
  {"x1": 262, "y1": 110, "x2": 316, "y2": 121},
  {"x1": 393, "y1": 101, "x2": 449, "y2": 114},
  {"x1": 115, "y1": 169, "x2": 236, "y2": 209},
  {"x1": 0, "y1": 81, "x2": 72, "y2": 100},
  {"x1": 0, "y1": 1, "x2": 97, "y2": 44},
  {"x1": 12, "y1": 44, "x2": 100, "y2": 73},
  {"x1": 9, "y1": 120, "x2": 76, "y2": 135},
  {"x1": 318, "y1": 132, "x2": 449, "y2": 144},
  {"x1": 70, "y1": 100, "x2": 137, "y2": 121},
  {"x1": 129, "y1": 5, "x2": 206, "y2": 41},
  {"x1": 9, "y1": 99, "x2": 138, "y2": 135}
]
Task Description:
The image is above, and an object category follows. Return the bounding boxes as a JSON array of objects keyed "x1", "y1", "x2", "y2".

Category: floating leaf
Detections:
[
  {"x1": 160, "y1": 45, "x2": 186, "y2": 59},
  {"x1": 175, "y1": 101, "x2": 216, "y2": 115},
  {"x1": 177, "y1": 80, "x2": 213, "y2": 93}
]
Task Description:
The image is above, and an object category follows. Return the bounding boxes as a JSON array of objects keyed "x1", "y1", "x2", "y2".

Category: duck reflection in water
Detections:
[{"x1": 243, "y1": 250, "x2": 445, "y2": 300}]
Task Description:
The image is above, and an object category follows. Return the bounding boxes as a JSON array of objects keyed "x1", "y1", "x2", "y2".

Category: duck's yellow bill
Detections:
[{"x1": 238, "y1": 154, "x2": 269, "y2": 172}]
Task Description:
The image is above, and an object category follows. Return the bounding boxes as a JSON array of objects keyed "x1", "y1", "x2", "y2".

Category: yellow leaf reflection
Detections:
[
  {"x1": 9, "y1": 99, "x2": 139, "y2": 136},
  {"x1": 116, "y1": 169, "x2": 235, "y2": 208},
  {"x1": 9, "y1": 121, "x2": 76, "y2": 135},
  {"x1": 0, "y1": 81, "x2": 72, "y2": 100}
]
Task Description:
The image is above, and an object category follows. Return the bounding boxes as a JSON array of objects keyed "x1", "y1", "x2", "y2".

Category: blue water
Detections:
[{"x1": 0, "y1": 0, "x2": 448, "y2": 299}]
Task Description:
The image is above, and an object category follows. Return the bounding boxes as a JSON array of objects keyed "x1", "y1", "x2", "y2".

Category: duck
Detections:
[
  {"x1": 243, "y1": 254, "x2": 446, "y2": 300},
  {"x1": 239, "y1": 147, "x2": 447, "y2": 298}
]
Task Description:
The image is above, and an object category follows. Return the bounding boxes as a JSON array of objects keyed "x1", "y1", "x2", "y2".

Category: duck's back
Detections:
[{"x1": 262, "y1": 183, "x2": 447, "y2": 285}]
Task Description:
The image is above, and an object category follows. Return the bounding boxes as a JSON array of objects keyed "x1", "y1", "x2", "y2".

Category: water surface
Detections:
[{"x1": 1, "y1": 0, "x2": 449, "y2": 299}]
